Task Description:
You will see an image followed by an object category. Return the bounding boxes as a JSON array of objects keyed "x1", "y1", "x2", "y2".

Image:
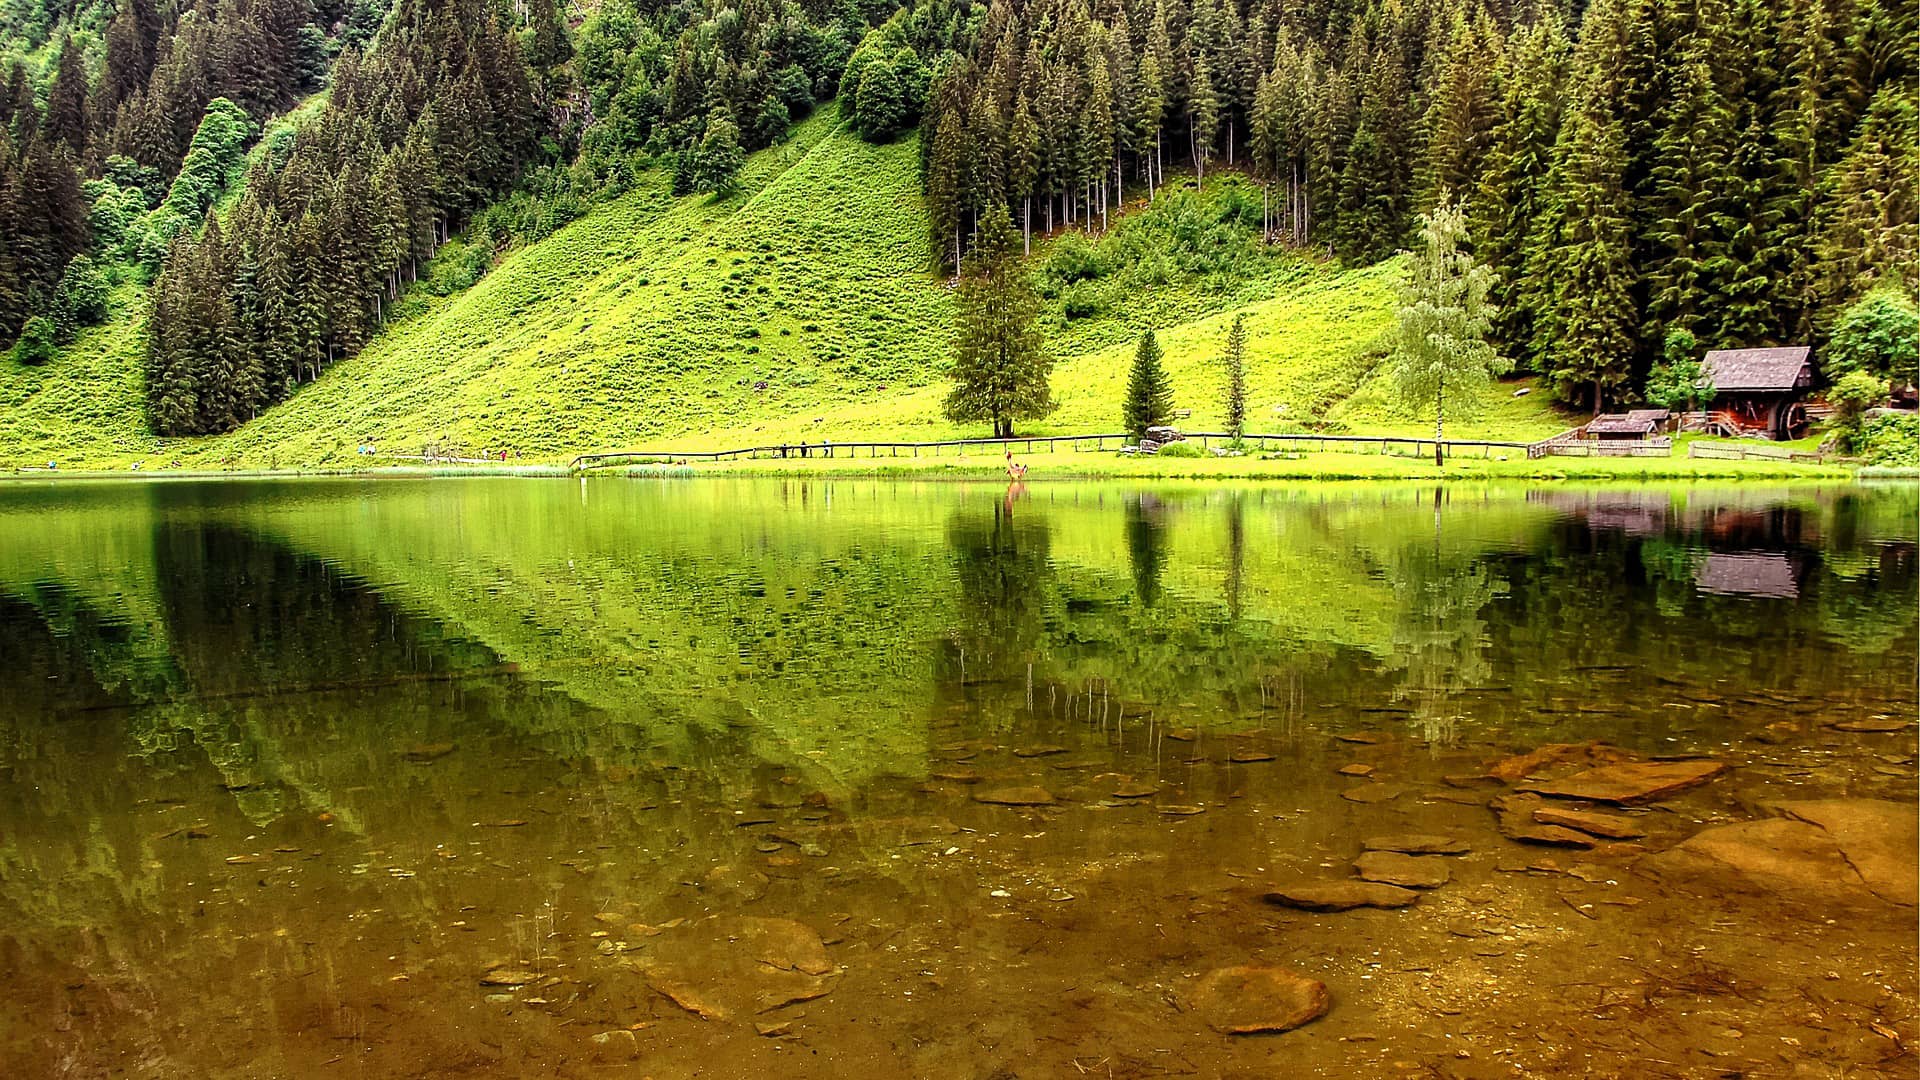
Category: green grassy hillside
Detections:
[{"x1": 0, "y1": 105, "x2": 1572, "y2": 471}]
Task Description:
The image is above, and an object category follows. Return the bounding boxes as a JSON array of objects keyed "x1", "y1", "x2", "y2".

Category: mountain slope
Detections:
[{"x1": 1, "y1": 105, "x2": 1568, "y2": 470}]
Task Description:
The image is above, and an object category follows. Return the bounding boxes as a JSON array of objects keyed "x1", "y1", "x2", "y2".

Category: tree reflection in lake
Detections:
[{"x1": 0, "y1": 479, "x2": 1912, "y2": 1078}]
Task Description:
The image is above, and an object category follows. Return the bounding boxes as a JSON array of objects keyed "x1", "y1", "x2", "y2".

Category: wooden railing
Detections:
[
  {"x1": 1687, "y1": 442, "x2": 1852, "y2": 464},
  {"x1": 571, "y1": 432, "x2": 1536, "y2": 471},
  {"x1": 1536, "y1": 437, "x2": 1675, "y2": 458}
]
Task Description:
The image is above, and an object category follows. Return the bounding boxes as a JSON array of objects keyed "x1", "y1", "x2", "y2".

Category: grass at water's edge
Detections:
[{"x1": 5, "y1": 450, "x2": 1872, "y2": 483}]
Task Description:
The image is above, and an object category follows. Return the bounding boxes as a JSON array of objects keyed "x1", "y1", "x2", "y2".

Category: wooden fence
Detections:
[
  {"x1": 1536, "y1": 437, "x2": 1675, "y2": 458},
  {"x1": 1687, "y1": 441, "x2": 1851, "y2": 464},
  {"x1": 571, "y1": 432, "x2": 1536, "y2": 471}
]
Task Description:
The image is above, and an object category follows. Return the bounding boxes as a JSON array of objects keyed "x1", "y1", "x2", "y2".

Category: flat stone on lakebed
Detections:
[
  {"x1": 1353, "y1": 851, "x2": 1451, "y2": 889},
  {"x1": 1532, "y1": 806, "x2": 1646, "y2": 839},
  {"x1": 1828, "y1": 718, "x2": 1909, "y2": 733},
  {"x1": 1363, "y1": 833, "x2": 1469, "y2": 855},
  {"x1": 972, "y1": 786, "x2": 1055, "y2": 806},
  {"x1": 1191, "y1": 965, "x2": 1330, "y2": 1035},
  {"x1": 1340, "y1": 784, "x2": 1407, "y2": 805},
  {"x1": 1520, "y1": 760, "x2": 1725, "y2": 805},
  {"x1": 1264, "y1": 881, "x2": 1421, "y2": 911}
]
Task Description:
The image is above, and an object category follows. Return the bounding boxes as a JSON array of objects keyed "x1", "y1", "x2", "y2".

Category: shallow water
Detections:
[{"x1": 0, "y1": 478, "x2": 1914, "y2": 1078}]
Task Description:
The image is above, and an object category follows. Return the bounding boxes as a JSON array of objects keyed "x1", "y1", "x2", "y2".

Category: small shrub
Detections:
[
  {"x1": 1156, "y1": 441, "x2": 1203, "y2": 458},
  {"x1": 1060, "y1": 279, "x2": 1105, "y2": 320},
  {"x1": 10, "y1": 316, "x2": 58, "y2": 365},
  {"x1": 1858, "y1": 412, "x2": 1919, "y2": 466}
]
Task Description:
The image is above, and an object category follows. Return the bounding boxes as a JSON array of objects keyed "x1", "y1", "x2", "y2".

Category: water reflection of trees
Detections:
[
  {"x1": 1124, "y1": 494, "x2": 1168, "y2": 609},
  {"x1": 943, "y1": 494, "x2": 1055, "y2": 704},
  {"x1": 1, "y1": 481, "x2": 1914, "y2": 831},
  {"x1": 1376, "y1": 492, "x2": 1501, "y2": 746}
]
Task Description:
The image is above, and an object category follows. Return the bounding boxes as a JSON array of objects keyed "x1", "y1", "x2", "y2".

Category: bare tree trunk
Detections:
[
  {"x1": 1435, "y1": 379, "x2": 1445, "y2": 467},
  {"x1": 1023, "y1": 197, "x2": 1031, "y2": 256},
  {"x1": 1226, "y1": 117, "x2": 1233, "y2": 166}
]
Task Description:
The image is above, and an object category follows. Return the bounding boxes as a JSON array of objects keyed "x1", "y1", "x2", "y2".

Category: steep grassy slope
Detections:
[
  {"x1": 0, "y1": 104, "x2": 1571, "y2": 470},
  {"x1": 0, "y1": 284, "x2": 151, "y2": 465}
]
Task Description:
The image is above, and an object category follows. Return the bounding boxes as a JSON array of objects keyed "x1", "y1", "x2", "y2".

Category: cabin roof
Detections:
[
  {"x1": 1586, "y1": 411, "x2": 1666, "y2": 435},
  {"x1": 1702, "y1": 347, "x2": 1813, "y2": 392}
]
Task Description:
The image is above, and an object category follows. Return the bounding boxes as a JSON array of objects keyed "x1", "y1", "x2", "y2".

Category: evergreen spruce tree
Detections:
[
  {"x1": 1124, "y1": 330, "x2": 1174, "y2": 441},
  {"x1": 1476, "y1": 15, "x2": 1569, "y2": 364},
  {"x1": 1809, "y1": 85, "x2": 1918, "y2": 311},
  {"x1": 1220, "y1": 312, "x2": 1248, "y2": 442},
  {"x1": 1526, "y1": 0, "x2": 1638, "y2": 414},
  {"x1": 944, "y1": 204, "x2": 1054, "y2": 438}
]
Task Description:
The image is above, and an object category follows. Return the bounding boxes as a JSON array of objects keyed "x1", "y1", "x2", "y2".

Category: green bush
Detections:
[
  {"x1": 1060, "y1": 280, "x2": 1104, "y2": 320},
  {"x1": 159, "y1": 98, "x2": 258, "y2": 222},
  {"x1": 1043, "y1": 232, "x2": 1106, "y2": 286},
  {"x1": 1827, "y1": 370, "x2": 1887, "y2": 452},
  {"x1": 10, "y1": 316, "x2": 58, "y2": 366},
  {"x1": 52, "y1": 256, "x2": 110, "y2": 341},
  {"x1": 1156, "y1": 441, "x2": 1203, "y2": 458},
  {"x1": 1826, "y1": 288, "x2": 1919, "y2": 385},
  {"x1": 1858, "y1": 412, "x2": 1918, "y2": 466}
]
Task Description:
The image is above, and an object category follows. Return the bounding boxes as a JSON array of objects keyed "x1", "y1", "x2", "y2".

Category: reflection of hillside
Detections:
[
  {"x1": 222, "y1": 480, "x2": 958, "y2": 793},
  {"x1": 2, "y1": 479, "x2": 1913, "y2": 814},
  {"x1": 0, "y1": 485, "x2": 180, "y2": 700}
]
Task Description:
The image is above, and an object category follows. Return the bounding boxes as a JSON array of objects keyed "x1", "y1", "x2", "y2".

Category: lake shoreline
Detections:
[{"x1": 1, "y1": 451, "x2": 1874, "y2": 483}]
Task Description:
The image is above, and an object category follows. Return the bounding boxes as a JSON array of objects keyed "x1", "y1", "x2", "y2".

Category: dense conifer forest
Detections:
[{"x1": 0, "y1": 0, "x2": 1913, "y2": 438}]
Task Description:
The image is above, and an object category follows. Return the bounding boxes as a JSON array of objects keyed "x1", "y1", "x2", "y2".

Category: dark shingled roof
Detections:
[
  {"x1": 1586, "y1": 413, "x2": 1661, "y2": 435},
  {"x1": 1702, "y1": 347, "x2": 1813, "y2": 392}
]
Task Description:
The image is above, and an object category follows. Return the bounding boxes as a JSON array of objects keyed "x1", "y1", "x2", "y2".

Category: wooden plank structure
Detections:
[
  {"x1": 1583, "y1": 409, "x2": 1670, "y2": 440},
  {"x1": 1699, "y1": 346, "x2": 1814, "y2": 440}
]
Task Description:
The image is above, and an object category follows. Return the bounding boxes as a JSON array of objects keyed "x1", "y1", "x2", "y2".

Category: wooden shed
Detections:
[
  {"x1": 1584, "y1": 409, "x2": 1670, "y2": 440},
  {"x1": 1700, "y1": 346, "x2": 1814, "y2": 440}
]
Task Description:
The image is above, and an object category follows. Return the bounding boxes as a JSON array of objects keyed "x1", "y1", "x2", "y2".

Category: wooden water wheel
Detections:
[{"x1": 1779, "y1": 401, "x2": 1810, "y2": 440}]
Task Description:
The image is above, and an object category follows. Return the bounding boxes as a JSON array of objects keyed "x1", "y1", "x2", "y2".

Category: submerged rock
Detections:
[
  {"x1": 1353, "y1": 851, "x2": 1451, "y2": 889},
  {"x1": 1773, "y1": 799, "x2": 1917, "y2": 906},
  {"x1": 1828, "y1": 718, "x2": 1909, "y2": 733},
  {"x1": 1191, "y1": 965, "x2": 1330, "y2": 1034},
  {"x1": 1491, "y1": 794, "x2": 1596, "y2": 847},
  {"x1": 973, "y1": 787, "x2": 1056, "y2": 806},
  {"x1": 1520, "y1": 760, "x2": 1726, "y2": 805},
  {"x1": 1110, "y1": 779, "x2": 1158, "y2": 799},
  {"x1": 1264, "y1": 881, "x2": 1421, "y2": 911},
  {"x1": 1532, "y1": 806, "x2": 1647, "y2": 840},
  {"x1": 1483, "y1": 741, "x2": 1635, "y2": 783},
  {"x1": 1229, "y1": 749, "x2": 1278, "y2": 763},
  {"x1": 1337, "y1": 764, "x2": 1375, "y2": 777},
  {"x1": 1362, "y1": 834, "x2": 1470, "y2": 855},
  {"x1": 736, "y1": 917, "x2": 833, "y2": 975},
  {"x1": 1640, "y1": 819, "x2": 1872, "y2": 907},
  {"x1": 635, "y1": 914, "x2": 839, "y2": 1023},
  {"x1": 1340, "y1": 784, "x2": 1407, "y2": 805}
]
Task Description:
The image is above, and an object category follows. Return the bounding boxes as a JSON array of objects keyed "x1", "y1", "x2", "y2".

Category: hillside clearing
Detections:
[{"x1": 1, "y1": 106, "x2": 1574, "y2": 471}]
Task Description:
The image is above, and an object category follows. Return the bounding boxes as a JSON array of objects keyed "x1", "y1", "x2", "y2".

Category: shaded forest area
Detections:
[
  {"x1": 902, "y1": 0, "x2": 1916, "y2": 407},
  {"x1": 1, "y1": 0, "x2": 1913, "y2": 437}
]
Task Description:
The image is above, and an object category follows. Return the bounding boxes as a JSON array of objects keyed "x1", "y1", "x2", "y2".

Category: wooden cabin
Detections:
[
  {"x1": 1700, "y1": 346, "x2": 1814, "y2": 440},
  {"x1": 1584, "y1": 409, "x2": 1670, "y2": 440}
]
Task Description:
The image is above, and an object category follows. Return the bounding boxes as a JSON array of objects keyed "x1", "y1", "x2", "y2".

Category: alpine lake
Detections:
[{"x1": 0, "y1": 477, "x2": 1914, "y2": 1079}]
